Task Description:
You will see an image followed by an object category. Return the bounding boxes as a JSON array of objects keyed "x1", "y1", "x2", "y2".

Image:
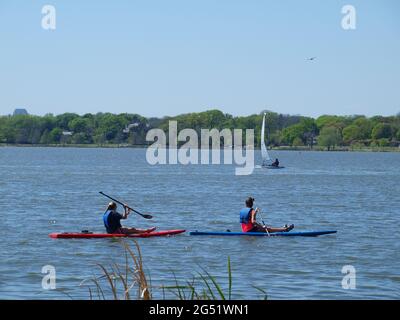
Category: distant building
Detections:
[{"x1": 13, "y1": 108, "x2": 28, "y2": 116}]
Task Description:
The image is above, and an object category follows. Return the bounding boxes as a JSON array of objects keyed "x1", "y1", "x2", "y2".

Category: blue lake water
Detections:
[{"x1": 0, "y1": 147, "x2": 399, "y2": 299}]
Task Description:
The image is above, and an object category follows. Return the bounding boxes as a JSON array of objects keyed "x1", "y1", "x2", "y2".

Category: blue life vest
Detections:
[
  {"x1": 103, "y1": 210, "x2": 112, "y2": 230},
  {"x1": 240, "y1": 208, "x2": 252, "y2": 224},
  {"x1": 103, "y1": 209, "x2": 123, "y2": 233}
]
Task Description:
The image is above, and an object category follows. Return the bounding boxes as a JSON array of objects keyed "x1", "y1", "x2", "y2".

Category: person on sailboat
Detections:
[
  {"x1": 240, "y1": 197, "x2": 294, "y2": 233},
  {"x1": 271, "y1": 158, "x2": 280, "y2": 167}
]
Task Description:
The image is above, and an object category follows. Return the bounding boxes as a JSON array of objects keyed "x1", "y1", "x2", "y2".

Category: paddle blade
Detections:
[{"x1": 141, "y1": 213, "x2": 153, "y2": 219}]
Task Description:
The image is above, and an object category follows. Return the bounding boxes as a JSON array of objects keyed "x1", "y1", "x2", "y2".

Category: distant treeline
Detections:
[{"x1": 1, "y1": 109, "x2": 400, "y2": 149}]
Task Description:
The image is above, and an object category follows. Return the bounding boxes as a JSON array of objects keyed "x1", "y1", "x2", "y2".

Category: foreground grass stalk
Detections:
[{"x1": 83, "y1": 240, "x2": 265, "y2": 300}]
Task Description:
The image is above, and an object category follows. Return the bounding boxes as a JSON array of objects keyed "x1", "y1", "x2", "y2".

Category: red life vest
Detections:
[{"x1": 240, "y1": 207, "x2": 254, "y2": 232}]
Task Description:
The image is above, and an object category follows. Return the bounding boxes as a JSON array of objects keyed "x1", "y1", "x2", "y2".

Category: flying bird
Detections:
[{"x1": 307, "y1": 57, "x2": 317, "y2": 61}]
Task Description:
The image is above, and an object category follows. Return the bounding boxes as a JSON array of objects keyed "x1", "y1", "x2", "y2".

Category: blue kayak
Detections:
[{"x1": 189, "y1": 230, "x2": 337, "y2": 237}]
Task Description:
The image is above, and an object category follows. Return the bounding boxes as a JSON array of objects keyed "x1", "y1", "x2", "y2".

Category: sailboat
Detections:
[{"x1": 261, "y1": 113, "x2": 285, "y2": 169}]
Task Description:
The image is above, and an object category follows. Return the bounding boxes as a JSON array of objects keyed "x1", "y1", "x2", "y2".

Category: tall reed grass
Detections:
[{"x1": 81, "y1": 240, "x2": 266, "y2": 300}]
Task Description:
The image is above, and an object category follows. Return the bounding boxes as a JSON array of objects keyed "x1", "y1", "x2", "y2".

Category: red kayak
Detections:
[{"x1": 49, "y1": 229, "x2": 186, "y2": 239}]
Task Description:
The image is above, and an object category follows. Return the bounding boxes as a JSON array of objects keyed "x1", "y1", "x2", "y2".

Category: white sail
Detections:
[{"x1": 261, "y1": 113, "x2": 271, "y2": 165}]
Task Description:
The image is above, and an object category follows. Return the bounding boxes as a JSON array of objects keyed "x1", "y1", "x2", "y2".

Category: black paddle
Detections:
[{"x1": 99, "y1": 191, "x2": 153, "y2": 219}]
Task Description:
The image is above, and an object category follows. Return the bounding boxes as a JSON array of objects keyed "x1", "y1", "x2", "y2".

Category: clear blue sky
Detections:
[{"x1": 0, "y1": 0, "x2": 399, "y2": 117}]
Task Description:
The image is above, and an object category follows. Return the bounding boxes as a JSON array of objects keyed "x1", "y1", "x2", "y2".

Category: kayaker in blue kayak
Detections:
[
  {"x1": 240, "y1": 197, "x2": 294, "y2": 233},
  {"x1": 103, "y1": 202, "x2": 156, "y2": 234}
]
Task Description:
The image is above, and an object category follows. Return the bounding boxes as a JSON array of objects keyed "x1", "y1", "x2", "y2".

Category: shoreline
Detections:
[{"x1": 1, "y1": 143, "x2": 399, "y2": 152}]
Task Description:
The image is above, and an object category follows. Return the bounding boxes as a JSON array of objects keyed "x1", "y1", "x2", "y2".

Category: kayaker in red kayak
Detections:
[
  {"x1": 240, "y1": 197, "x2": 294, "y2": 233},
  {"x1": 103, "y1": 202, "x2": 156, "y2": 234}
]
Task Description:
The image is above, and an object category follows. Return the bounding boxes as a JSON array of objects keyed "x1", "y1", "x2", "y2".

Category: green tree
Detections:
[
  {"x1": 269, "y1": 131, "x2": 282, "y2": 146},
  {"x1": 282, "y1": 118, "x2": 318, "y2": 147},
  {"x1": 55, "y1": 113, "x2": 79, "y2": 130},
  {"x1": 49, "y1": 128, "x2": 62, "y2": 143},
  {"x1": 0, "y1": 118, "x2": 16, "y2": 143},
  {"x1": 9, "y1": 115, "x2": 42, "y2": 144},
  {"x1": 40, "y1": 130, "x2": 51, "y2": 144},
  {"x1": 377, "y1": 138, "x2": 390, "y2": 147},
  {"x1": 292, "y1": 137, "x2": 303, "y2": 147},
  {"x1": 342, "y1": 125, "x2": 362, "y2": 143},
  {"x1": 95, "y1": 113, "x2": 129, "y2": 143},
  {"x1": 371, "y1": 123, "x2": 392, "y2": 139},
  {"x1": 72, "y1": 132, "x2": 92, "y2": 144},
  {"x1": 0, "y1": 117, "x2": 7, "y2": 142},
  {"x1": 2, "y1": 109, "x2": 400, "y2": 148},
  {"x1": 282, "y1": 123, "x2": 304, "y2": 145},
  {"x1": 318, "y1": 126, "x2": 342, "y2": 150},
  {"x1": 69, "y1": 118, "x2": 90, "y2": 133},
  {"x1": 93, "y1": 133, "x2": 106, "y2": 145},
  {"x1": 40, "y1": 114, "x2": 56, "y2": 131},
  {"x1": 316, "y1": 115, "x2": 350, "y2": 132},
  {"x1": 30, "y1": 127, "x2": 42, "y2": 144},
  {"x1": 300, "y1": 118, "x2": 318, "y2": 147},
  {"x1": 353, "y1": 117, "x2": 373, "y2": 139}
]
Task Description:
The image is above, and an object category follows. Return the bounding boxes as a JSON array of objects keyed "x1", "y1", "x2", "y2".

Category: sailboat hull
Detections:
[{"x1": 262, "y1": 165, "x2": 285, "y2": 169}]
